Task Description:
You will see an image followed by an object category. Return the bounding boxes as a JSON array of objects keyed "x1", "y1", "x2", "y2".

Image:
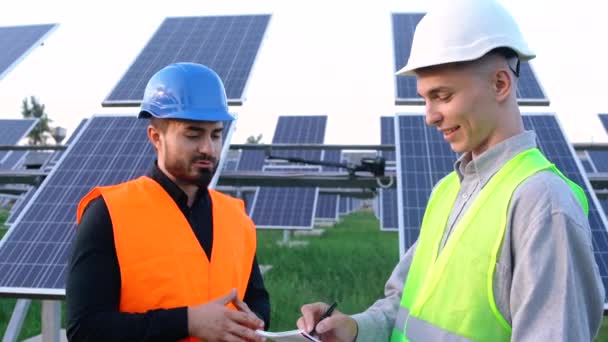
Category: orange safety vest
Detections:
[{"x1": 76, "y1": 176, "x2": 256, "y2": 342}]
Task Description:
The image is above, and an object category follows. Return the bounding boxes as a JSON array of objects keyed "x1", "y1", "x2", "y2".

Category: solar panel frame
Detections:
[
  {"x1": 0, "y1": 24, "x2": 58, "y2": 80},
  {"x1": 102, "y1": 15, "x2": 271, "y2": 107},
  {"x1": 0, "y1": 114, "x2": 235, "y2": 298},
  {"x1": 390, "y1": 13, "x2": 549, "y2": 106}
]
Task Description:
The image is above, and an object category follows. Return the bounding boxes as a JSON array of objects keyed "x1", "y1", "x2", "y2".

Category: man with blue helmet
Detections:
[{"x1": 66, "y1": 63, "x2": 269, "y2": 342}]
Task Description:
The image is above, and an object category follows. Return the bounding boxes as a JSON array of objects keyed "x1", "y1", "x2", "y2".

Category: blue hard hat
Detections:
[{"x1": 138, "y1": 63, "x2": 234, "y2": 121}]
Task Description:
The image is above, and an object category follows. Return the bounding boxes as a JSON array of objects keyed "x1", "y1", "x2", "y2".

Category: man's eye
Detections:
[{"x1": 439, "y1": 93, "x2": 452, "y2": 101}]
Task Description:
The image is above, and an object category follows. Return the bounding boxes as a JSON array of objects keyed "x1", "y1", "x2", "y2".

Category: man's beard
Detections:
[{"x1": 166, "y1": 156, "x2": 218, "y2": 188}]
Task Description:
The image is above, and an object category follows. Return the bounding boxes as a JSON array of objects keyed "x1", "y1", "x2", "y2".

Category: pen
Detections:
[{"x1": 309, "y1": 302, "x2": 338, "y2": 336}]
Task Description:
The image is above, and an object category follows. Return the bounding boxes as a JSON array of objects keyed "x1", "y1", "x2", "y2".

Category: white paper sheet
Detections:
[{"x1": 255, "y1": 329, "x2": 321, "y2": 342}]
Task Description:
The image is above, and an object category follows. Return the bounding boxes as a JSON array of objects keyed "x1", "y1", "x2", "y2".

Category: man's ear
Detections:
[
  {"x1": 147, "y1": 124, "x2": 162, "y2": 151},
  {"x1": 493, "y1": 68, "x2": 513, "y2": 103}
]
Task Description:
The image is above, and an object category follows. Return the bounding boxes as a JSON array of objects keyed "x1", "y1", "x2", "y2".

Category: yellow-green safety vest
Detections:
[{"x1": 390, "y1": 148, "x2": 588, "y2": 342}]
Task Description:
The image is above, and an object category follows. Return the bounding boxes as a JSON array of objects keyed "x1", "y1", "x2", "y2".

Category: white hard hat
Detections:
[{"x1": 396, "y1": 0, "x2": 535, "y2": 76}]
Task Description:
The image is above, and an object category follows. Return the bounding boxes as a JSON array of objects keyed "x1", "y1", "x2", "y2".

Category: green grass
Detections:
[
  {"x1": 257, "y1": 211, "x2": 399, "y2": 330},
  {"x1": 1, "y1": 210, "x2": 607, "y2": 340}
]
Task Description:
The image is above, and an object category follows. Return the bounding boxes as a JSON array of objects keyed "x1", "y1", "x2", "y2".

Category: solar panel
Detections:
[
  {"x1": 381, "y1": 116, "x2": 396, "y2": 162},
  {"x1": 321, "y1": 150, "x2": 341, "y2": 172},
  {"x1": 102, "y1": 15, "x2": 271, "y2": 107},
  {"x1": 588, "y1": 151, "x2": 608, "y2": 172},
  {"x1": 0, "y1": 115, "x2": 235, "y2": 297},
  {"x1": 315, "y1": 192, "x2": 338, "y2": 221},
  {"x1": 5, "y1": 187, "x2": 36, "y2": 226},
  {"x1": 379, "y1": 118, "x2": 398, "y2": 231},
  {"x1": 338, "y1": 196, "x2": 348, "y2": 215},
  {"x1": 379, "y1": 188, "x2": 399, "y2": 231},
  {"x1": 600, "y1": 198, "x2": 608, "y2": 218},
  {"x1": 43, "y1": 119, "x2": 88, "y2": 172},
  {"x1": 0, "y1": 24, "x2": 57, "y2": 80},
  {"x1": 391, "y1": 13, "x2": 548, "y2": 106},
  {"x1": 7, "y1": 120, "x2": 88, "y2": 225},
  {"x1": 0, "y1": 119, "x2": 38, "y2": 171},
  {"x1": 395, "y1": 113, "x2": 608, "y2": 302},
  {"x1": 237, "y1": 150, "x2": 266, "y2": 171},
  {"x1": 599, "y1": 114, "x2": 608, "y2": 134},
  {"x1": 271, "y1": 116, "x2": 326, "y2": 161},
  {"x1": 249, "y1": 116, "x2": 326, "y2": 229},
  {"x1": 250, "y1": 166, "x2": 319, "y2": 229}
]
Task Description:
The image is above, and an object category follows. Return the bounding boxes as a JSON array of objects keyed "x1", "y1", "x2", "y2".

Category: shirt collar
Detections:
[
  {"x1": 454, "y1": 131, "x2": 538, "y2": 184},
  {"x1": 147, "y1": 161, "x2": 208, "y2": 209}
]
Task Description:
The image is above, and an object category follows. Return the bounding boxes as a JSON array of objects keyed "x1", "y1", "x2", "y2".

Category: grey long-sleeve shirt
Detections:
[{"x1": 352, "y1": 131, "x2": 605, "y2": 341}]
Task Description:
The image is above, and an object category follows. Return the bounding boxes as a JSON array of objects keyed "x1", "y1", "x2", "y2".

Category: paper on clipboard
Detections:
[{"x1": 255, "y1": 329, "x2": 321, "y2": 342}]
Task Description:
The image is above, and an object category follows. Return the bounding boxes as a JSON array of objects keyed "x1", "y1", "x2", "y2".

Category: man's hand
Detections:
[
  {"x1": 297, "y1": 302, "x2": 358, "y2": 342},
  {"x1": 188, "y1": 288, "x2": 266, "y2": 342}
]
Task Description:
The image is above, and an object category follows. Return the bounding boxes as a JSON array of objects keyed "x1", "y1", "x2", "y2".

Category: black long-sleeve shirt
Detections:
[{"x1": 66, "y1": 164, "x2": 270, "y2": 341}]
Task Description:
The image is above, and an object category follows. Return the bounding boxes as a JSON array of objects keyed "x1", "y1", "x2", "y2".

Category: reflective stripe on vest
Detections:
[
  {"x1": 77, "y1": 176, "x2": 257, "y2": 342},
  {"x1": 390, "y1": 148, "x2": 587, "y2": 342}
]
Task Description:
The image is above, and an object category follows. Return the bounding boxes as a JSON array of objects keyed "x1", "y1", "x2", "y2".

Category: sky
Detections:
[{"x1": 0, "y1": 0, "x2": 607, "y2": 145}]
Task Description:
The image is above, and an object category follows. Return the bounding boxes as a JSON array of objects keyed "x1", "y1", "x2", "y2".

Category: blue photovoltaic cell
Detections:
[
  {"x1": 588, "y1": 151, "x2": 608, "y2": 172},
  {"x1": 103, "y1": 15, "x2": 270, "y2": 106},
  {"x1": 338, "y1": 196, "x2": 348, "y2": 215},
  {"x1": 381, "y1": 116, "x2": 396, "y2": 161},
  {"x1": 599, "y1": 114, "x2": 608, "y2": 134},
  {"x1": 237, "y1": 150, "x2": 266, "y2": 171},
  {"x1": 315, "y1": 149, "x2": 339, "y2": 221},
  {"x1": 0, "y1": 24, "x2": 56, "y2": 80},
  {"x1": 395, "y1": 113, "x2": 608, "y2": 302},
  {"x1": 380, "y1": 117, "x2": 398, "y2": 231},
  {"x1": 322, "y1": 150, "x2": 341, "y2": 172},
  {"x1": 0, "y1": 115, "x2": 233, "y2": 296},
  {"x1": 600, "y1": 198, "x2": 608, "y2": 218},
  {"x1": 391, "y1": 13, "x2": 548, "y2": 105},
  {"x1": 380, "y1": 188, "x2": 399, "y2": 231},
  {"x1": 251, "y1": 167, "x2": 319, "y2": 229},
  {"x1": 0, "y1": 119, "x2": 38, "y2": 171},
  {"x1": 315, "y1": 193, "x2": 338, "y2": 220},
  {"x1": 271, "y1": 116, "x2": 326, "y2": 161}
]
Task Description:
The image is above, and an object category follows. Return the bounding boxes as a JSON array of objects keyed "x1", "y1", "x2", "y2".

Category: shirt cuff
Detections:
[{"x1": 351, "y1": 312, "x2": 376, "y2": 342}]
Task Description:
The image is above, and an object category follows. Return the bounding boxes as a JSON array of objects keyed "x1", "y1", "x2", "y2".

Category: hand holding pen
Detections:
[
  {"x1": 297, "y1": 301, "x2": 359, "y2": 342},
  {"x1": 309, "y1": 302, "x2": 338, "y2": 335}
]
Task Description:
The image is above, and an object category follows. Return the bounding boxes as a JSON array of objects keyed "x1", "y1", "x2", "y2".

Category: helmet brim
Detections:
[{"x1": 138, "y1": 109, "x2": 235, "y2": 122}]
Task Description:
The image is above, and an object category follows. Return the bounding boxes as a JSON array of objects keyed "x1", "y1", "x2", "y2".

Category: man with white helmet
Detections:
[
  {"x1": 66, "y1": 63, "x2": 269, "y2": 341},
  {"x1": 298, "y1": 0, "x2": 604, "y2": 341}
]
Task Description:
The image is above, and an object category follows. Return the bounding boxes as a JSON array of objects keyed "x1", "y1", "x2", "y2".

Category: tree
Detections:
[
  {"x1": 21, "y1": 96, "x2": 52, "y2": 145},
  {"x1": 246, "y1": 134, "x2": 263, "y2": 144}
]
